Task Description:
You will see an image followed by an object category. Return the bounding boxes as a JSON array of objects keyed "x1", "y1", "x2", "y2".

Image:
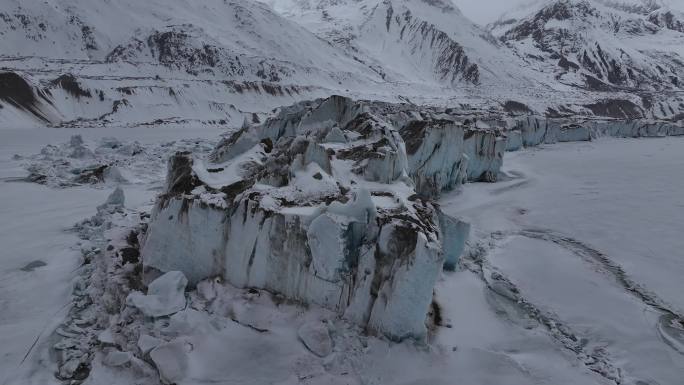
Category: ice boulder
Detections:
[
  {"x1": 96, "y1": 186, "x2": 125, "y2": 213},
  {"x1": 127, "y1": 271, "x2": 188, "y2": 318},
  {"x1": 103, "y1": 351, "x2": 132, "y2": 367},
  {"x1": 138, "y1": 335, "x2": 163, "y2": 355},
  {"x1": 298, "y1": 321, "x2": 333, "y2": 357},
  {"x1": 149, "y1": 340, "x2": 190, "y2": 384}
]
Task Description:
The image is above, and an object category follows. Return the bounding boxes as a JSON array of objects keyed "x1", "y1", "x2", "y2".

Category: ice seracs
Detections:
[
  {"x1": 140, "y1": 94, "x2": 684, "y2": 339},
  {"x1": 141, "y1": 96, "x2": 494, "y2": 340}
]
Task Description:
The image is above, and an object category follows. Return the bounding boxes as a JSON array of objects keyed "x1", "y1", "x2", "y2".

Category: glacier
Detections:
[
  {"x1": 140, "y1": 96, "x2": 500, "y2": 340},
  {"x1": 498, "y1": 116, "x2": 684, "y2": 151},
  {"x1": 140, "y1": 95, "x2": 684, "y2": 340}
]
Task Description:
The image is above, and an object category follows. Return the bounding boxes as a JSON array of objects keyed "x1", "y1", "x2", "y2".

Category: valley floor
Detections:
[{"x1": 1, "y1": 130, "x2": 683, "y2": 385}]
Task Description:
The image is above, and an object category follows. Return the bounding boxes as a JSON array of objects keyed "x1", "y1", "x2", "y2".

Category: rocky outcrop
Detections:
[
  {"x1": 379, "y1": 4, "x2": 480, "y2": 85},
  {"x1": 0, "y1": 72, "x2": 56, "y2": 123},
  {"x1": 141, "y1": 96, "x2": 491, "y2": 340},
  {"x1": 648, "y1": 9, "x2": 684, "y2": 33}
]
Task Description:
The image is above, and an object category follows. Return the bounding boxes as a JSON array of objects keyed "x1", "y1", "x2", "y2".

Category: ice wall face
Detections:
[
  {"x1": 463, "y1": 129, "x2": 506, "y2": 182},
  {"x1": 142, "y1": 197, "x2": 226, "y2": 285},
  {"x1": 398, "y1": 118, "x2": 506, "y2": 191},
  {"x1": 400, "y1": 120, "x2": 467, "y2": 197},
  {"x1": 501, "y1": 116, "x2": 684, "y2": 151},
  {"x1": 129, "y1": 95, "x2": 684, "y2": 340},
  {"x1": 438, "y1": 212, "x2": 471, "y2": 271},
  {"x1": 142, "y1": 96, "x2": 496, "y2": 340}
]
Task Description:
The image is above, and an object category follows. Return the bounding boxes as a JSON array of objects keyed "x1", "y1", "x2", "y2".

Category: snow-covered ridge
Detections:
[{"x1": 264, "y1": 0, "x2": 525, "y2": 87}]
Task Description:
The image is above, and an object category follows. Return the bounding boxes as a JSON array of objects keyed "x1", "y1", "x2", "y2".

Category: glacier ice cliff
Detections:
[
  {"x1": 140, "y1": 96, "x2": 683, "y2": 340},
  {"x1": 498, "y1": 116, "x2": 684, "y2": 150},
  {"x1": 141, "y1": 96, "x2": 491, "y2": 340}
]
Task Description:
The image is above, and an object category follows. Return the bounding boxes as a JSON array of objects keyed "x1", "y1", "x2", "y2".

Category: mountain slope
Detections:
[
  {"x1": 1, "y1": 0, "x2": 684, "y2": 126},
  {"x1": 263, "y1": 0, "x2": 684, "y2": 119},
  {"x1": 0, "y1": 0, "x2": 387, "y2": 127},
  {"x1": 263, "y1": 0, "x2": 547, "y2": 89},
  {"x1": 494, "y1": 0, "x2": 683, "y2": 89}
]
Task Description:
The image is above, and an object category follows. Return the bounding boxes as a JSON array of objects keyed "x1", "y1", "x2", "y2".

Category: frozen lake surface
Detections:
[
  {"x1": 442, "y1": 137, "x2": 684, "y2": 384},
  {"x1": 443, "y1": 137, "x2": 684, "y2": 312}
]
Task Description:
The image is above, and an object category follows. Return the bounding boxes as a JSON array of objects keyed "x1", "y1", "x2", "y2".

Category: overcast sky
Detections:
[{"x1": 452, "y1": 0, "x2": 530, "y2": 24}]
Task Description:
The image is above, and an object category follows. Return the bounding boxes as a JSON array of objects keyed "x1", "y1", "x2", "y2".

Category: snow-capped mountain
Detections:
[
  {"x1": 0, "y1": 0, "x2": 388, "y2": 127},
  {"x1": 265, "y1": 0, "x2": 684, "y2": 119},
  {"x1": 263, "y1": 0, "x2": 549, "y2": 91},
  {"x1": 493, "y1": 0, "x2": 683, "y2": 89},
  {"x1": 488, "y1": 0, "x2": 684, "y2": 117},
  {"x1": 1, "y1": 0, "x2": 684, "y2": 127}
]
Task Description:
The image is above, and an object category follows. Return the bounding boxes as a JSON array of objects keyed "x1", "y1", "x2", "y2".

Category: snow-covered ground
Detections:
[
  {"x1": 0, "y1": 126, "x2": 220, "y2": 385},
  {"x1": 2, "y1": 127, "x2": 683, "y2": 385},
  {"x1": 442, "y1": 137, "x2": 684, "y2": 384}
]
